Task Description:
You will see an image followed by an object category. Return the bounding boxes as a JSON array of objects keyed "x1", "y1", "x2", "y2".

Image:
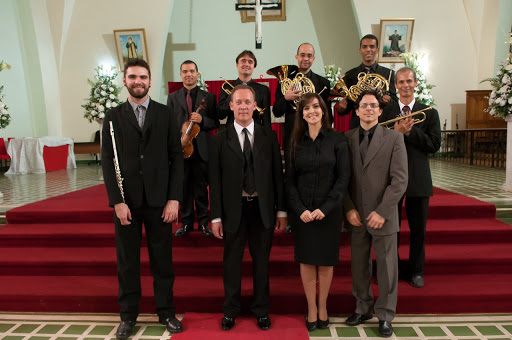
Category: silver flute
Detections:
[{"x1": 109, "y1": 121, "x2": 125, "y2": 202}]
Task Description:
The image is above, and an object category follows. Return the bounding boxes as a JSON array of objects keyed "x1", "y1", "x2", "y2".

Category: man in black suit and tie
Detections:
[
  {"x1": 273, "y1": 43, "x2": 331, "y2": 155},
  {"x1": 381, "y1": 67, "x2": 441, "y2": 288},
  {"x1": 337, "y1": 34, "x2": 398, "y2": 129},
  {"x1": 217, "y1": 50, "x2": 271, "y2": 128},
  {"x1": 102, "y1": 59, "x2": 184, "y2": 338},
  {"x1": 209, "y1": 85, "x2": 287, "y2": 331},
  {"x1": 167, "y1": 60, "x2": 218, "y2": 237},
  {"x1": 344, "y1": 90, "x2": 408, "y2": 338}
]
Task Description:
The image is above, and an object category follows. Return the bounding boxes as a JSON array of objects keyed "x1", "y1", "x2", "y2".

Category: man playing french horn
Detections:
[
  {"x1": 337, "y1": 34, "x2": 397, "y2": 129},
  {"x1": 272, "y1": 43, "x2": 331, "y2": 155}
]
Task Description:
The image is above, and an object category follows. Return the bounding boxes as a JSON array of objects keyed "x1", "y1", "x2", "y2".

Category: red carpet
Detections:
[
  {"x1": 172, "y1": 313, "x2": 308, "y2": 340},
  {"x1": 0, "y1": 184, "x2": 512, "y2": 315}
]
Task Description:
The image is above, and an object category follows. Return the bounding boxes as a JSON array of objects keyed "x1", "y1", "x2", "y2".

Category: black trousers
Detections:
[
  {"x1": 115, "y1": 205, "x2": 175, "y2": 321},
  {"x1": 397, "y1": 195, "x2": 430, "y2": 276},
  {"x1": 222, "y1": 198, "x2": 274, "y2": 317},
  {"x1": 181, "y1": 155, "x2": 209, "y2": 226}
]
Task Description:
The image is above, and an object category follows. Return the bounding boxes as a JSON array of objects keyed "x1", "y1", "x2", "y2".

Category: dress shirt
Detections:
[
  {"x1": 359, "y1": 124, "x2": 378, "y2": 144},
  {"x1": 399, "y1": 99, "x2": 416, "y2": 116},
  {"x1": 128, "y1": 96, "x2": 150, "y2": 125}
]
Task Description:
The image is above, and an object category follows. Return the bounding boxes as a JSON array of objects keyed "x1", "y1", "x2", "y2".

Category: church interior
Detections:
[{"x1": 1, "y1": 0, "x2": 512, "y2": 339}]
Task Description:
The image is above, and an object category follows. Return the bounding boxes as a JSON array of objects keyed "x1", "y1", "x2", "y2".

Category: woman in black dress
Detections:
[{"x1": 286, "y1": 93, "x2": 350, "y2": 331}]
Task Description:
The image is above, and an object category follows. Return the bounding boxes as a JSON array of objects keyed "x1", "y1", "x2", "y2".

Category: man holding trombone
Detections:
[{"x1": 380, "y1": 67, "x2": 441, "y2": 288}]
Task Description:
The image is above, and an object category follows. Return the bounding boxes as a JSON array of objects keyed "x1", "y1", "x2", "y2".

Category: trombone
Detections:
[
  {"x1": 379, "y1": 107, "x2": 432, "y2": 129},
  {"x1": 220, "y1": 76, "x2": 266, "y2": 116}
]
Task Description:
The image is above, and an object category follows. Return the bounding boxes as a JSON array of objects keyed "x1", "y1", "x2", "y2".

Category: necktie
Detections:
[
  {"x1": 402, "y1": 105, "x2": 411, "y2": 116},
  {"x1": 137, "y1": 105, "x2": 145, "y2": 128},
  {"x1": 360, "y1": 130, "x2": 370, "y2": 163},
  {"x1": 364, "y1": 66, "x2": 371, "y2": 74},
  {"x1": 186, "y1": 90, "x2": 192, "y2": 119},
  {"x1": 242, "y1": 128, "x2": 256, "y2": 195}
]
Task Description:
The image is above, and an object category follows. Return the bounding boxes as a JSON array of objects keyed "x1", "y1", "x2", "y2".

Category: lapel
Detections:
[
  {"x1": 363, "y1": 125, "x2": 385, "y2": 169},
  {"x1": 252, "y1": 124, "x2": 264, "y2": 160},
  {"x1": 122, "y1": 101, "x2": 141, "y2": 133},
  {"x1": 226, "y1": 125, "x2": 244, "y2": 162},
  {"x1": 348, "y1": 128, "x2": 363, "y2": 169},
  {"x1": 196, "y1": 89, "x2": 206, "y2": 114},
  {"x1": 176, "y1": 87, "x2": 188, "y2": 115}
]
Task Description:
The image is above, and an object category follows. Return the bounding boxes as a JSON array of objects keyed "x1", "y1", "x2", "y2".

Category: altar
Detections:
[{"x1": 6, "y1": 137, "x2": 76, "y2": 175}]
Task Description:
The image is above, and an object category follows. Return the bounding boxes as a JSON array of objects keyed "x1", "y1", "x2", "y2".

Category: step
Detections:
[
  {"x1": 2, "y1": 243, "x2": 511, "y2": 277},
  {"x1": 1, "y1": 274, "x2": 511, "y2": 314}
]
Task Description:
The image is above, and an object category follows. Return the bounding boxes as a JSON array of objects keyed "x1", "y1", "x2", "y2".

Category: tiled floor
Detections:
[{"x1": 1, "y1": 160, "x2": 512, "y2": 339}]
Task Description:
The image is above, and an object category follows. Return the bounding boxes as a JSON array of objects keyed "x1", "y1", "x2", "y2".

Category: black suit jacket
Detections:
[
  {"x1": 381, "y1": 101, "x2": 441, "y2": 197},
  {"x1": 209, "y1": 124, "x2": 285, "y2": 232},
  {"x1": 102, "y1": 100, "x2": 184, "y2": 208},
  {"x1": 167, "y1": 87, "x2": 218, "y2": 162},
  {"x1": 217, "y1": 79, "x2": 272, "y2": 128},
  {"x1": 273, "y1": 70, "x2": 331, "y2": 149},
  {"x1": 341, "y1": 63, "x2": 397, "y2": 129}
]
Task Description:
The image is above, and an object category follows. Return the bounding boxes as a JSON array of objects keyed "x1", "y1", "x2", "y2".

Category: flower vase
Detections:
[{"x1": 501, "y1": 115, "x2": 512, "y2": 191}]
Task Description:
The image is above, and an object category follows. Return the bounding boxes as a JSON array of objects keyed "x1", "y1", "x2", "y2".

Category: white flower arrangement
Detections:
[
  {"x1": 0, "y1": 60, "x2": 12, "y2": 129},
  {"x1": 400, "y1": 52, "x2": 436, "y2": 106},
  {"x1": 197, "y1": 71, "x2": 208, "y2": 92},
  {"x1": 481, "y1": 35, "x2": 512, "y2": 119},
  {"x1": 82, "y1": 66, "x2": 122, "y2": 123},
  {"x1": 324, "y1": 64, "x2": 342, "y2": 101}
]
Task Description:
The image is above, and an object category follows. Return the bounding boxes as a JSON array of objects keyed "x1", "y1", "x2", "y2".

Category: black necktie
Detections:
[
  {"x1": 364, "y1": 66, "x2": 371, "y2": 74},
  {"x1": 360, "y1": 130, "x2": 370, "y2": 162},
  {"x1": 242, "y1": 128, "x2": 256, "y2": 195}
]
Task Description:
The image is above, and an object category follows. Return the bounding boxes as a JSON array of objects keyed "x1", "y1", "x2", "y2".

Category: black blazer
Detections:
[
  {"x1": 381, "y1": 101, "x2": 441, "y2": 197},
  {"x1": 217, "y1": 79, "x2": 272, "y2": 128},
  {"x1": 341, "y1": 63, "x2": 397, "y2": 129},
  {"x1": 209, "y1": 124, "x2": 285, "y2": 232},
  {"x1": 101, "y1": 100, "x2": 184, "y2": 208},
  {"x1": 167, "y1": 87, "x2": 218, "y2": 162}
]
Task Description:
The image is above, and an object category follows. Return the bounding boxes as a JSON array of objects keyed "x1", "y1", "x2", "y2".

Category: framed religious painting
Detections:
[
  {"x1": 378, "y1": 18, "x2": 415, "y2": 63},
  {"x1": 239, "y1": 0, "x2": 286, "y2": 22},
  {"x1": 113, "y1": 28, "x2": 149, "y2": 71}
]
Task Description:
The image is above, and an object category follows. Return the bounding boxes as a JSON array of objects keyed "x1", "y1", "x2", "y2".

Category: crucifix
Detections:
[{"x1": 235, "y1": 0, "x2": 282, "y2": 49}]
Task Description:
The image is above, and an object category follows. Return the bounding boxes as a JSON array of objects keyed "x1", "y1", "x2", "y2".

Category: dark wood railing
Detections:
[{"x1": 430, "y1": 129, "x2": 506, "y2": 168}]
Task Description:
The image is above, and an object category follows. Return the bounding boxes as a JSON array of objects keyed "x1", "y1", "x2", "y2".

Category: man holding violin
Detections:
[{"x1": 167, "y1": 60, "x2": 219, "y2": 237}]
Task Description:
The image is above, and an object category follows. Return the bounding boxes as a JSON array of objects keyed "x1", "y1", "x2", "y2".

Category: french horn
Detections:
[
  {"x1": 331, "y1": 72, "x2": 389, "y2": 102},
  {"x1": 267, "y1": 65, "x2": 315, "y2": 109}
]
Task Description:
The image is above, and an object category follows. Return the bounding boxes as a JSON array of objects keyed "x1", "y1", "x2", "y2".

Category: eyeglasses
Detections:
[
  {"x1": 298, "y1": 53, "x2": 314, "y2": 58},
  {"x1": 359, "y1": 103, "x2": 379, "y2": 108}
]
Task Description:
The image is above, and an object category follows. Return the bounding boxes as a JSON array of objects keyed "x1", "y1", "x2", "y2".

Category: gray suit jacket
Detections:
[{"x1": 344, "y1": 125, "x2": 408, "y2": 235}]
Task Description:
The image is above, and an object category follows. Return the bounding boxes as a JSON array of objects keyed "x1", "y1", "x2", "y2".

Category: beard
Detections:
[{"x1": 127, "y1": 85, "x2": 150, "y2": 99}]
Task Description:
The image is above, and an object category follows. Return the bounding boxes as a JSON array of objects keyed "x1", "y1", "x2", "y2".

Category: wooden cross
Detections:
[{"x1": 236, "y1": 0, "x2": 282, "y2": 49}]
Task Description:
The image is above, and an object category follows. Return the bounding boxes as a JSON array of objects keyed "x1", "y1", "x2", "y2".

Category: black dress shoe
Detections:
[
  {"x1": 221, "y1": 316, "x2": 236, "y2": 330},
  {"x1": 115, "y1": 320, "x2": 136, "y2": 339},
  {"x1": 199, "y1": 224, "x2": 213, "y2": 236},
  {"x1": 345, "y1": 313, "x2": 373, "y2": 326},
  {"x1": 256, "y1": 315, "x2": 271, "y2": 330},
  {"x1": 318, "y1": 316, "x2": 329, "y2": 329},
  {"x1": 175, "y1": 224, "x2": 192, "y2": 237},
  {"x1": 409, "y1": 274, "x2": 425, "y2": 288},
  {"x1": 159, "y1": 317, "x2": 183, "y2": 333},
  {"x1": 305, "y1": 316, "x2": 318, "y2": 331},
  {"x1": 378, "y1": 320, "x2": 393, "y2": 337}
]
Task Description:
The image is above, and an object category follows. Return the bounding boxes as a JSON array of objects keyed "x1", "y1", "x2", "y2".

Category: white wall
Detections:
[{"x1": 352, "y1": 0, "x2": 500, "y2": 129}]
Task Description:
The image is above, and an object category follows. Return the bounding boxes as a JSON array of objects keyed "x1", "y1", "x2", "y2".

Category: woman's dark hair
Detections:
[{"x1": 289, "y1": 93, "x2": 333, "y2": 160}]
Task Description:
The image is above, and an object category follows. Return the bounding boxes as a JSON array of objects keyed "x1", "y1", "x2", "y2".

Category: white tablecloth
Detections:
[{"x1": 5, "y1": 137, "x2": 76, "y2": 174}]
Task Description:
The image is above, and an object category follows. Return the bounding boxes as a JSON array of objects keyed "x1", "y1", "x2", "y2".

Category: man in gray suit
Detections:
[{"x1": 343, "y1": 90, "x2": 408, "y2": 338}]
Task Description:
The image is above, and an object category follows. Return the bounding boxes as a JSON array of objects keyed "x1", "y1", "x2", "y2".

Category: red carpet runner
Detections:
[
  {"x1": 1, "y1": 184, "x2": 512, "y2": 315},
  {"x1": 172, "y1": 313, "x2": 308, "y2": 340}
]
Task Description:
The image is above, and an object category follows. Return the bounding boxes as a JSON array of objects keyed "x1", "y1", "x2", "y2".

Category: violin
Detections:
[{"x1": 181, "y1": 98, "x2": 206, "y2": 159}]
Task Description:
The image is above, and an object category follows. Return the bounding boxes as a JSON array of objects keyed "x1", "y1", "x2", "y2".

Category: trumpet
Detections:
[
  {"x1": 379, "y1": 107, "x2": 432, "y2": 129},
  {"x1": 220, "y1": 76, "x2": 265, "y2": 116}
]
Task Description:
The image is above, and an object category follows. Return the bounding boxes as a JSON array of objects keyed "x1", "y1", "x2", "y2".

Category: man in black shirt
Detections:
[
  {"x1": 217, "y1": 50, "x2": 271, "y2": 128},
  {"x1": 337, "y1": 34, "x2": 397, "y2": 129},
  {"x1": 273, "y1": 43, "x2": 331, "y2": 155},
  {"x1": 167, "y1": 60, "x2": 218, "y2": 237}
]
